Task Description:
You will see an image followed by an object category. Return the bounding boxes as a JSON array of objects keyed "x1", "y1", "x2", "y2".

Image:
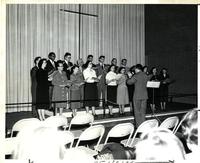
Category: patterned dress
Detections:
[{"x1": 52, "y1": 71, "x2": 71, "y2": 108}]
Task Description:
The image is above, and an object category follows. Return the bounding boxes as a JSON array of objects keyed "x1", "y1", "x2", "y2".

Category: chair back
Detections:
[
  {"x1": 160, "y1": 116, "x2": 179, "y2": 133},
  {"x1": 68, "y1": 113, "x2": 94, "y2": 130},
  {"x1": 59, "y1": 131, "x2": 75, "y2": 148},
  {"x1": 11, "y1": 118, "x2": 41, "y2": 137},
  {"x1": 75, "y1": 125, "x2": 105, "y2": 151},
  {"x1": 104, "y1": 123, "x2": 134, "y2": 146},
  {"x1": 44, "y1": 115, "x2": 68, "y2": 129},
  {"x1": 129, "y1": 119, "x2": 159, "y2": 146},
  {"x1": 5, "y1": 137, "x2": 17, "y2": 155}
]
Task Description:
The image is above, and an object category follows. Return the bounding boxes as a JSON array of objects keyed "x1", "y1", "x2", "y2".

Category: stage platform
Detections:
[{"x1": 5, "y1": 102, "x2": 196, "y2": 133}]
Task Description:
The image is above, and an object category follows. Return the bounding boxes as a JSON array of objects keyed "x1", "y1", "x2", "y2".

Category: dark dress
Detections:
[
  {"x1": 148, "y1": 74, "x2": 160, "y2": 105},
  {"x1": 36, "y1": 68, "x2": 49, "y2": 110},
  {"x1": 159, "y1": 74, "x2": 170, "y2": 102},
  {"x1": 30, "y1": 66, "x2": 39, "y2": 116}
]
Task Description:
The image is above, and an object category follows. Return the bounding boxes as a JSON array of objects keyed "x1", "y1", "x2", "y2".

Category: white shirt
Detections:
[
  {"x1": 106, "y1": 71, "x2": 117, "y2": 86},
  {"x1": 83, "y1": 68, "x2": 97, "y2": 83}
]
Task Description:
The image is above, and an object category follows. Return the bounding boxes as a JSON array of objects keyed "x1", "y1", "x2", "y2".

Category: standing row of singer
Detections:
[{"x1": 31, "y1": 52, "x2": 171, "y2": 124}]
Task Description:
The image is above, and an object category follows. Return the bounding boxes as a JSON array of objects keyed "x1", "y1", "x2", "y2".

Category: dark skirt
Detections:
[
  {"x1": 160, "y1": 85, "x2": 169, "y2": 102},
  {"x1": 107, "y1": 85, "x2": 117, "y2": 106},
  {"x1": 84, "y1": 82, "x2": 98, "y2": 107}
]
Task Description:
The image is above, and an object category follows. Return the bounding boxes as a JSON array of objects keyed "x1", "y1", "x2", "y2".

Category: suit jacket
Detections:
[
  {"x1": 63, "y1": 61, "x2": 73, "y2": 80},
  {"x1": 127, "y1": 71, "x2": 152, "y2": 100},
  {"x1": 95, "y1": 63, "x2": 109, "y2": 87},
  {"x1": 46, "y1": 60, "x2": 57, "y2": 86}
]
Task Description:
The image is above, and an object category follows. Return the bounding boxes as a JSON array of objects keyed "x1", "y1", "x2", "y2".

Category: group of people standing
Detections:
[{"x1": 31, "y1": 52, "x2": 170, "y2": 127}]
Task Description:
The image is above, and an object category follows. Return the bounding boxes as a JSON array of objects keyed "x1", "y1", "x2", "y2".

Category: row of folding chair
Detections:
[{"x1": 10, "y1": 113, "x2": 94, "y2": 138}]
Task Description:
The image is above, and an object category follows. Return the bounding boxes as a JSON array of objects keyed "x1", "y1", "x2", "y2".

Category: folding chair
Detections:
[
  {"x1": 159, "y1": 116, "x2": 179, "y2": 133},
  {"x1": 75, "y1": 125, "x2": 105, "y2": 156},
  {"x1": 44, "y1": 115, "x2": 68, "y2": 130},
  {"x1": 95, "y1": 123, "x2": 134, "y2": 151},
  {"x1": 59, "y1": 130, "x2": 75, "y2": 148},
  {"x1": 68, "y1": 113, "x2": 94, "y2": 139},
  {"x1": 11, "y1": 118, "x2": 41, "y2": 137},
  {"x1": 121, "y1": 119, "x2": 159, "y2": 148}
]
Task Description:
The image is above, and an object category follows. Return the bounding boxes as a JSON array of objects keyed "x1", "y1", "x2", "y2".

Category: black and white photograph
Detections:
[{"x1": 1, "y1": 1, "x2": 199, "y2": 162}]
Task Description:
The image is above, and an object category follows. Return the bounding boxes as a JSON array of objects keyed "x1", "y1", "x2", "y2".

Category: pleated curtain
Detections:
[{"x1": 6, "y1": 4, "x2": 144, "y2": 112}]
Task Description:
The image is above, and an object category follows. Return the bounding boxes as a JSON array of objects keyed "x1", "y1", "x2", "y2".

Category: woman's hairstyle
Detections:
[
  {"x1": 56, "y1": 60, "x2": 64, "y2": 68},
  {"x1": 181, "y1": 108, "x2": 198, "y2": 147},
  {"x1": 108, "y1": 65, "x2": 116, "y2": 72},
  {"x1": 84, "y1": 60, "x2": 92, "y2": 68},
  {"x1": 118, "y1": 67, "x2": 126, "y2": 73},
  {"x1": 13, "y1": 126, "x2": 67, "y2": 161},
  {"x1": 160, "y1": 68, "x2": 168, "y2": 74},
  {"x1": 96, "y1": 143, "x2": 135, "y2": 160},
  {"x1": 34, "y1": 56, "x2": 41, "y2": 65},
  {"x1": 150, "y1": 67, "x2": 157, "y2": 74},
  {"x1": 111, "y1": 58, "x2": 117, "y2": 62},
  {"x1": 71, "y1": 65, "x2": 79, "y2": 74},
  {"x1": 38, "y1": 58, "x2": 47, "y2": 69},
  {"x1": 135, "y1": 128, "x2": 185, "y2": 160}
]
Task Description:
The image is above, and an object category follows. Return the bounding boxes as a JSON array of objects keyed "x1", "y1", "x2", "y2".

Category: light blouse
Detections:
[
  {"x1": 83, "y1": 68, "x2": 97, "y2": 83},
  {"x1": 106, "y1": 71, "x2": 117, "y2": 86}
]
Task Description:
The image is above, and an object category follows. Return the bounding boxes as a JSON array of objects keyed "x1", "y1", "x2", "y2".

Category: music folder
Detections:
[{"x1": 147, "y1": 81, "x2": 160, "y2": 88}]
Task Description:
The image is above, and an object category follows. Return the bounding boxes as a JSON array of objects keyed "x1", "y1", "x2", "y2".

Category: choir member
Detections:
[
  {"x1": 46, "y1": 52, "x2": 57, "y2": 111},
  {"x1": 106, "y1": 65, "x2": 118, "y2": 116},
  {"x1": 95, "y1": 55, "x2": 108, "y2": 108},
  {"x1": 63, "y1": 52, "x2": 73, "y2": 80},
  {"x1": 83, "y1": 61, "x2": 99, "y2": 115},
  {"x1": 36, "y1": 58, "x2": 49, "y2": 120},
  {"x1": 70, "y1": 65, "x2": 85, "y2": 116},
  {"x1": 149, "y1": 67, "x2": 160, "y2": 111},
  {"x1": 30, "y1": 56, "x2": 41, "y2": 118},
  {"x1": 116, "y1": 67, "x2": 129, "y2": 114},
  {"x1": 159, "y1": 68, "x2": 170, "y2": 110},
  {"x1": 52, "y1": 60, "x2": 71, "y2": 115}
]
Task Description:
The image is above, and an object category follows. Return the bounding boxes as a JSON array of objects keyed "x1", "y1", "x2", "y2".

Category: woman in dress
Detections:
[
  {"x1": 30, "y1": 56, "x2": 41, "y2": 118},
  {"x1": 159, "y1": 68, "x2": 170, "y2": 110},
  {"x1": 36, "y1": 58, "x2": 49, "y2": 121},
  {"x1": 83, "y1": 61, "x2": 99, "y2": 115},
  {"x1": 106, "y1": 65, "x2": 118, "y2": 116},
  {"x1": 52, "y1": 60, "x2": 71, "y2": 115},
  {"x1": 149, "y1": 67, "x2": 160, "y2": 111},
  {"x1": 116, "y1": 67, "x2": 129, "y2": 115},
  {"x1": 70, "y1": 65, "x2": 85, "y2": 116}
]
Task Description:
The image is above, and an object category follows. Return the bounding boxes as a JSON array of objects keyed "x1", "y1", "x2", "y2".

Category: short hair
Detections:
[
  {"x1": 121, "y1": 59, "x2": 127, "y2": 62},
  {"x1": 64, "y1": 52, "x2": 71, "y2": 58},
  {"x1": 181, "y1": 109, "x2": 198, "y2": 147},
  {"x1": 118, "y1": 67, "x2": 126, "y2": 73},
  {"x1": 135, "y1": 64, "x2": 143, "y2": 71},
  {"x1": 48, "y1": 52, "x2": 56, "y2": 58},
  {"x1": 111, "y1": 58, "x2": 117, "y2": 62},
  {"x1": 99, "y1": 55, "x2": 105, "y2": 60},
  {"x1": 38, "y1": 58, "x2": 47, "y2": 69},
  {"x1": 135, "y1": 128, "x2": 185, "y2": 160},
  {"x1": 71, "y1": 65, "x2": 79, "y2": 74},
  {"x1": 56, "y1": 60, "x2": 63, "y2": 68},
  {"x1": 108, "y1": 65, "x2": 116, "y2": 72},
  {"x1": 12, "y1": 126, "x2": 67, "y2": 161},
  {"x1": 34, "y1": 56, "x2": 41, "y2": 65},
  {"x1": 97, "y1": 143, "x2": 135, "y2": 160},
  {"x1": 84, "y1": 60, "x2": 92, "y2": 68},
  {"x1": 87, "y1": 55, "x2": 93, "y2": 59},
  {"x1": 150, "y1": 66, "x2": 157, "y2": 74}
]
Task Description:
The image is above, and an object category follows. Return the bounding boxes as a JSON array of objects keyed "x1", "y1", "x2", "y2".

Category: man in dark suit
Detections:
[
  {"x1": 127, "y1": 64, "x2": 152, "y2": 127},
  {"x1": 95, "y1": 56, "x2": 108, "y2": 108},
  {"x1": 63, "y1": 52, "x2": 73, "y2": 80},
  {"x1": 46, "y1": 52, "x2": 57, "y2": 110}
]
